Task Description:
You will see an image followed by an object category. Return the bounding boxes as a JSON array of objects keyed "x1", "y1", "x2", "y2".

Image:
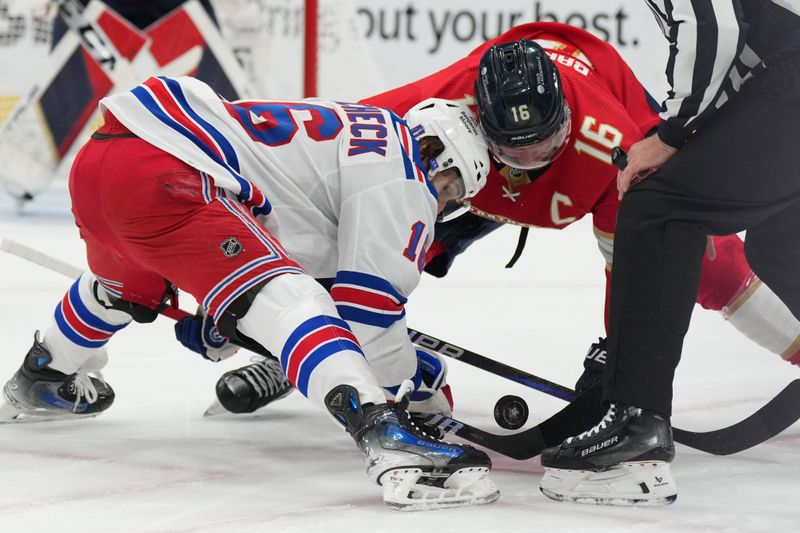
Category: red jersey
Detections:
[
  {"x1": 362, "y1": 22, "x2": 751, "y2": 327},
  {"x1": 363, "y1": 22, "x2": 659, "y2": 239}
]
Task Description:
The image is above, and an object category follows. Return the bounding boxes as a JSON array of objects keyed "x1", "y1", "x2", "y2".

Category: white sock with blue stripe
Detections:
[
  {"x1": 43, "y1": 273, "x2": 132, "y2": 374},
  {"x1": 237, "y1": 273, "x2": 386, "y2": 408}
]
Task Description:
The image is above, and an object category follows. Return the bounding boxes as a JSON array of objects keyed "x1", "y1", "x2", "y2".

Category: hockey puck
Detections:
[{"x1": 493, "y1": 395, "x2": 529, "y2": 430}]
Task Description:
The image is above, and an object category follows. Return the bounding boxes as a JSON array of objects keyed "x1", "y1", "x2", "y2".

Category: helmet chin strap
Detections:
[{"x1": 437, "y1": 201, "x2": 472, "y2": 223}]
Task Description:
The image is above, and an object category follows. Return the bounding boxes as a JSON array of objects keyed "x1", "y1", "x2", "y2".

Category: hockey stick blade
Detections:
[
  {"x1": 6, "y1": 242, "x2": 798, "y2": 455},
  {"x1": 0, "y1": 239, "x2": 606, "y2": 450},
  {"x1": 409, "y1": 327, "x2": 800, "y2": 456},
  {"x1": 672, "y1": 379, "x2": 800, "y2": 455},
  {"x1": 423, "y1": 384, "x2": 606, "y2": 460}
]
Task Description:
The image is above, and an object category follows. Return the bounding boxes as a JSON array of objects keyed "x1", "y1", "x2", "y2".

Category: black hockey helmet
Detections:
[{"x1": 475, "y1": 39, "x2": 571, "y2": 169}]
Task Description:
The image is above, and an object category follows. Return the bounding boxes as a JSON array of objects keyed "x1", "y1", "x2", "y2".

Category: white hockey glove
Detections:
[
  {"x1": 406, "y1": 348, "x2": 453, "y2": 416},
  {"x1": 174, "y1": 307, "x2": 239, "y2": 362}
]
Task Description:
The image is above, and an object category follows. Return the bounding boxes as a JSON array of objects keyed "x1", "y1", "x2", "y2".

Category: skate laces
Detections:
[
  {"x1": 394, "y1": 379, "x2": 414, "y2": 408},
  {"x1": 567, "y1": 403, "x2": 617, "y2": 444},
  {"x1": 68, "y1": 372, "x2": 99, "y2": 412},
  {"x1": 241, "y1": 357, "x2": 288, "y2": 398},
  {"x1": 390, "y1": 380, "x2": 439, "y2": 440}
]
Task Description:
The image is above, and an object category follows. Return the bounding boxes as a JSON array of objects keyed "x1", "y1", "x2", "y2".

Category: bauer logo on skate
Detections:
[
  {"x1": 391, "y1": 432, "x2": 462, "y2": 456},
  {"x1": 581, "y1": 436, "x2": 619, "y2": 457}
]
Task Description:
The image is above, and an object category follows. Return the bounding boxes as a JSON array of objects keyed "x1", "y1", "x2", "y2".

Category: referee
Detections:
[{"x1": 538, "y1": 0, "x2": 800, "y2": 506}]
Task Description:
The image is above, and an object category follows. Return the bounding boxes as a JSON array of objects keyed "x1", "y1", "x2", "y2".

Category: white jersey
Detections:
[{"x1": 100, "y1": 76, "x2": 437, "y2": 390}]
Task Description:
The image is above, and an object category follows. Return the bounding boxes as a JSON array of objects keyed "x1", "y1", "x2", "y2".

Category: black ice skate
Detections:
[
  {"x1": 204, "y1": 356, "x2": 294, "y2": 416},
  {"x1": 0, "y1": 332, "x2": 115, "y2": 423},
  {"x1": 539, "y1": 403, "x2": 677, "y2": 506},
  {"x1": 325, "y1": 381, "x2": 500, "y2": 511}
]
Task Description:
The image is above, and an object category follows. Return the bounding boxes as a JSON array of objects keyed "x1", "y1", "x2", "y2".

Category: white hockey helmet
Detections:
[{"x1": 404, "y1": 98, "x2": 490, "y2": 201}]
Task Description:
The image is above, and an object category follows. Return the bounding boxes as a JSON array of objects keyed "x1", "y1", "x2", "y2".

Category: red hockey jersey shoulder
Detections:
[
  {"x1": 470, "y1": 57, "x2": 650, "y2": 231},
  {"x1": 361, "y1": 54, "x2": 480, "y2": 116},
  {"x1": 361, "y1": 23, "x2": 661, "y2": 232}
]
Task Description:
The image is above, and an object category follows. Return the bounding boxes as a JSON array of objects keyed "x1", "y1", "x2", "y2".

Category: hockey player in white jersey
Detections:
[{"x1": 0, "y1": 76, "x2": 498, "y2": 510}]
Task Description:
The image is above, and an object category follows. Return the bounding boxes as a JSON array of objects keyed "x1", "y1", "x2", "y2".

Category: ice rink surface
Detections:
[{"x1": 0, "y1": 181, "x2": 798, "y2": 532}]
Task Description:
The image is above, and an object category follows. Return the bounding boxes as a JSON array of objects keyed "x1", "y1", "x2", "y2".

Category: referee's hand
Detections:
[{"x1": 617, "y1": 135, "x2": 677, "y2": 200}]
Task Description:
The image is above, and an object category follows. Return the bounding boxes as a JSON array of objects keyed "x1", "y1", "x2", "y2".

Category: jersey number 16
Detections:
[{"x1": 573, "y1": 116, "x2": 623, "y2": 165}]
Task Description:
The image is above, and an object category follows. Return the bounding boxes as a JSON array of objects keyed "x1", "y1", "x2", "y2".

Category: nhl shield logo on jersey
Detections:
[
  {"x1": 500, "y1": 165, "x2": 532, "y2": 191},
  {"x1": 220, "y1": 237, "x2": 243, "y2": 258}
]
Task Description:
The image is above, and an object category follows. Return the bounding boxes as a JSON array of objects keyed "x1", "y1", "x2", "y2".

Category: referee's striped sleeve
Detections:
[{"x1": 644, "y1": 0, "x2": 746, "y2": 147}]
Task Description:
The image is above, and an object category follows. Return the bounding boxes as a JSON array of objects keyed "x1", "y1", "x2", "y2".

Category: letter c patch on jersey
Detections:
[{"x1": 551, "y1": 192, "x2": 577, "y2": 226}]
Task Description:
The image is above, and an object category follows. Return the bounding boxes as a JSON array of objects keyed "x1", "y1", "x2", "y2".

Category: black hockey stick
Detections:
[
  {"x1": 421, "y1": 383, "x2": 606, "y2": 460},
  {"x1": 4, "y1": 241, "x2": 796, "y2": 457},
  {"x1": 671, "y1": 379, "x2": 800, "y2": 455},
  {"x1": 407, "y1": 329, "x2": 575, "y2": 401},
  {"x1": 422, "y1": 379, "x2": 800, "y2": 459},
  {"x1": 409, "y1": 327, "x2": 800, "y2": 456},
  {"x1": 0, "y1": 235, "x2": 598, "y2": 451}
]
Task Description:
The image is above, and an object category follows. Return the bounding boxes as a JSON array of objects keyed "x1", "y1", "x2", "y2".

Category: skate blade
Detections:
[
  {"x1": 381, "y1": 467, "x2": 500, "y2": 511},
  {"x1": 540, "y1": 461, "x2": 677, "y2": 506},
  {"x1": 203, "y1": 387, "x2": 294, "y2": 417},
  {"x1": 0, "y1": 400, "x2": 100, "y2": 424},
  {"x1": 203, "y1": 399, "x2": 228, "y2": 417}
]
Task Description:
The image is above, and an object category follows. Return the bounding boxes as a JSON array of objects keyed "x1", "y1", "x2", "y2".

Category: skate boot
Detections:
[
  {"x1": 326, "y1": 381, "x2": 500, "y2": 511},
  {"x1": 204, "y1": 356, "x2": 294, "y2": 416},
  {"x1": 539, "y1": 403, "x2": 677, "y2": 506},
  {"x1": 0, "y1": 332, "x2": 115, "y2": 423}
]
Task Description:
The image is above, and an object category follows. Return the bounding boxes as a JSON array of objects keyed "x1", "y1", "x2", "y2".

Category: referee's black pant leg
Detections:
[
  {"x1": 603, "y1": 185, "x2": 707, "y2": 417},
  {"x1": 745, "y1": 203, "x2": 800, "y2": 322},
  {"x1": 603, "y1": 61, "x2": 800, "y2": 416}
]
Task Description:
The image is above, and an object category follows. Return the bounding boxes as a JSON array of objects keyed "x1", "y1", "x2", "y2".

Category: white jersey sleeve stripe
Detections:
[
  {"x1": 131, "y1": 84, "x2": 241, "y2": 182},
  {"x1": 149, "y1": 77, "x2": 241, "y2": 173},
  {"x1": 130, "y1": 78, "x2": 271, "y2": 215},
  {"x1": 390, "y1": 115, "x2": 437, "y2": 196}
]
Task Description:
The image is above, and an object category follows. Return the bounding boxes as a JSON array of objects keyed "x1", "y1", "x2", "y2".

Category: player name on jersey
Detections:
[{"x1": 340, "y1": 103, "x2": 389, "y2": 157}]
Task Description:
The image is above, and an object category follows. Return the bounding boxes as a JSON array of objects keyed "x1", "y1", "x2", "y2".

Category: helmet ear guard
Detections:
[
  {"x1": 403, "y1": 98, "x2": 490, "y2": 200},
  {"x1": 475, "y1": 39, "x2": 571, "y2": 169}
]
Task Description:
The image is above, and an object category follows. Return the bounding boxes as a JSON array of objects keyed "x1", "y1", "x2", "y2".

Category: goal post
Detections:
[
  {"x1": 303, "y1": 0, "x2": 318, "y2": 97},
  {"x1": 213, "y1": 0, "x2": 386, "y2": 101}
]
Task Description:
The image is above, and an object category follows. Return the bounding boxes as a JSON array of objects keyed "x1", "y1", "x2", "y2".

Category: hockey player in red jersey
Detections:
[
  {"x1": 213, "y1": 22, "x2": 800, "y2": 418},
  {"x1": 0, "y1": 75, "x2": 499, "y2": 510},
  {"x1": 362, "y1": 22, "x2": 800, "y2": 388}
]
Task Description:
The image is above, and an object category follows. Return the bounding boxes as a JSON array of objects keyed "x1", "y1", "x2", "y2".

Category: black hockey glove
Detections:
[
  {"x1": 575, "y1": 337, "x2": 607, "y2": 394},
  {"x1": 424, "y1": 212, "x2": 503, "y2": 277}
]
